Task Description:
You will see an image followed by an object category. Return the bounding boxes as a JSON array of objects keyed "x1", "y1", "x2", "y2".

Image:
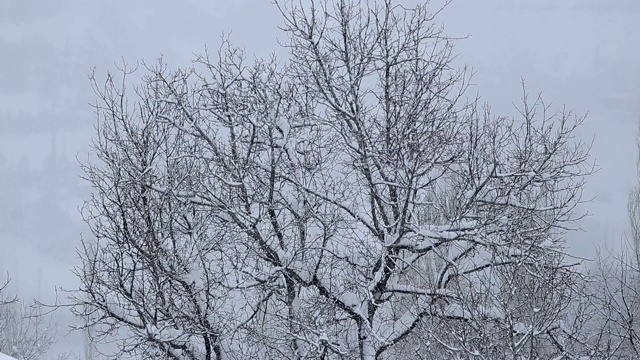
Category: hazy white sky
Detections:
[{"x1": 0, "y1": 0, "x2": 638, "y2": 354}]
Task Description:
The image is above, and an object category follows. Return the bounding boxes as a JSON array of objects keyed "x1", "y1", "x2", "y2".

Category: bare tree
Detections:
[
  {"x1": 72, "y1": 1, "x2": 593, "y2": 359},
  {"x1": 580, "y1": 119, "x2": 640, "y2": 359},
  {"x1": 0, "y1": 276, "x2": 58, "y2": 360},
  {"x1": 574, "y1": 241, "x2": 640, "y2": 359},
  {"x1": 545, "y1": 117, "x2": 640, "y2": 359}
]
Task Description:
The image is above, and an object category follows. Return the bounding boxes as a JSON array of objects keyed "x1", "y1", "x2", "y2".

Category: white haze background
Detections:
[{"x1": 0, "y1": 0, "x2": 638, "y2": 356}]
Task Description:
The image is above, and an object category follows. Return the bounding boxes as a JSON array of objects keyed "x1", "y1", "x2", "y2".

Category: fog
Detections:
[{"x1": 0, "y1": 0, "x2": 637, "y2": 357}]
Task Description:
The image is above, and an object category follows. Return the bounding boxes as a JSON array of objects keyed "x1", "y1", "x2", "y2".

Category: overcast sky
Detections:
[{"x1": 0, "y1": 0, "x2": 638, "y2": 355}]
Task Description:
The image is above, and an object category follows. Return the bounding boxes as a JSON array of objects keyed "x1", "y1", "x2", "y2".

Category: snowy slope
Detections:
[{"x1": 0, "y1": 353, "x2": 18, "y2": 360}]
